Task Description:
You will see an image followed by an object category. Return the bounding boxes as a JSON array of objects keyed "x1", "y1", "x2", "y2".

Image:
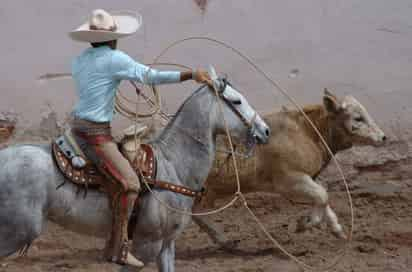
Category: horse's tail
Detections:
[{"x1": 0, "y1": 144, "x2": 46, "y2": 258}]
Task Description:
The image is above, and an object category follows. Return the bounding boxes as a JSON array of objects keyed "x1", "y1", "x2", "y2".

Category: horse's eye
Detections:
[
  {"x1": 354, "y1": 116, "x2": 363, "y2": 122},
  {"x1": 232, "y1": 99, "x2": 242, "y2": 105}
]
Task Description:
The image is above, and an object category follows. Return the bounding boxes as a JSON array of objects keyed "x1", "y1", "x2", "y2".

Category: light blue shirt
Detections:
[{"x1": 71, "y1": 46, "x2": 181, "y2": 122}]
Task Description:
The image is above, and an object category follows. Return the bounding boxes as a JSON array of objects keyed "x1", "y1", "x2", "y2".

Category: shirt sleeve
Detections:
[{"x1": 110, "y1": 51, "x2": 181, "y2": 85}]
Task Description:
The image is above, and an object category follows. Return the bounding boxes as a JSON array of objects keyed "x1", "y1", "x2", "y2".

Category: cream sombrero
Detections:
[{"x1": 69, "y1": 9, "x2": 142, "y2": 43}]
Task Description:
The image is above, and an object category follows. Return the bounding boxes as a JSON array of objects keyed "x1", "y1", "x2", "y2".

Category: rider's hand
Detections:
[{"x1": 193, "y1": 69, "x2": 211, "y2": 85}]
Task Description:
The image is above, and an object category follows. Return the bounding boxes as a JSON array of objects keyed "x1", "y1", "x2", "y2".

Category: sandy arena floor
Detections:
[{"x1": 1, "y1": 141, "x2": 412, "y2": 272}]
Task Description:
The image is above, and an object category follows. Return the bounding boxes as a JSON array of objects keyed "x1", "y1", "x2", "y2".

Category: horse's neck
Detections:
[{"x1": 153, "y1": 88, "x2": 217, "y2": 191}]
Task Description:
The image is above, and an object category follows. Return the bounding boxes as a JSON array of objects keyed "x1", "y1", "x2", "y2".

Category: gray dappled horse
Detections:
[{"x1": 0, "y1": 69, "x2": 270, "y2": 272}]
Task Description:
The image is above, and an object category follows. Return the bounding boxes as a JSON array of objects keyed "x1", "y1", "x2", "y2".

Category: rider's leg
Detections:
[{"x1": 93, "y1": 141, "x2": 143, "y2": 267}]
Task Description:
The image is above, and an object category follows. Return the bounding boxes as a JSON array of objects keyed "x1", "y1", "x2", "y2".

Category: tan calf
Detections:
[{"x1": 194, "y1": 89, "x2": 386, "y2": 243}]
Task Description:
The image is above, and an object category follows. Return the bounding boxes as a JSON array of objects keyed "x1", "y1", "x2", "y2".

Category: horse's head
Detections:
[
  {"x1": 208, "y1": 66, "x2": 270, "y2": 147},
  {"x1": 323, "y1": 88, "x2": 386, "y2": 147}
]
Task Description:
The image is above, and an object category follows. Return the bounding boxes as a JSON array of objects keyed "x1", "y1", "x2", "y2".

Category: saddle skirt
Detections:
[
  {"x1": 52, "y1": 132, "x2": 203, "y2": 198},
  {"x1": 52, "y1": 133, "x2": 155, "y2": 189}
]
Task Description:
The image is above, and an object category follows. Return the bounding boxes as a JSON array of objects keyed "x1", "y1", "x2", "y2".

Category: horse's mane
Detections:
[
  {"x1": 152, "y1": 84, "x2": 210, "y2": 142},
  {"x1": 170, "y1": 84, "x2": 209, "y2": 121}
]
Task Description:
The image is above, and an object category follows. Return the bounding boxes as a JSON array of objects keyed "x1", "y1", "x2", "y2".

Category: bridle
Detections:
[{"x1": 211, "y1": 77, "x2": 258, "y2": 151}]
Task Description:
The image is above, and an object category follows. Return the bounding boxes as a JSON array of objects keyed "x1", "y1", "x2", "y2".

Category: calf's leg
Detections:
[
  {"x1": 192, "y1": 216, "x2": 239, "y2": 249},
  {"x1": 281, "y1": 174, "x2": 346, "y2": 239}
]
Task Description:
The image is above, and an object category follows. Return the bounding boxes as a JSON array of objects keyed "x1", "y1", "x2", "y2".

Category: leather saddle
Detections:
[
  {"x1": 52, "y1": 128, "x2": 155, "y2": 191},
  {"x1": 52, "y1": 128, "x2": 203, "y2": 198}
]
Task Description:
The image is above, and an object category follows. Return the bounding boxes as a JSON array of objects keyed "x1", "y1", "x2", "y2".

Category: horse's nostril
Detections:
[
  {"x1": 265, "y1": 128, "x2": 270, "y2": 137},
  {"x1": 382, "y1": 135, "x2": 387, "y2": 141}
]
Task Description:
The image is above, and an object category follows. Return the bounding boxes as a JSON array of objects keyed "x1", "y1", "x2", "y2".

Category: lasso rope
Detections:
[
  {"x1": 115, "y1": 63, "x2": 193, "y2": 120},
  {"x1": 38, "y1": 37, "x2": 353, "y2": 270},
  {"x1": 116, "y1": 36, "x2": 354, "y2": 272}
]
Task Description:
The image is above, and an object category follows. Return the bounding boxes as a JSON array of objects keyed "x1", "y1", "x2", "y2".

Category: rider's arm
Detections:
[{"x1": 110, "y1": 51, "x2": 190, "y2": 85}]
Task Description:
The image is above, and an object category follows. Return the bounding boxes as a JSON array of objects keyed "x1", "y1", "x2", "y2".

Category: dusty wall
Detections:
[{"x1": 1, "y1": 0, "x2": 411, "y2": 136}]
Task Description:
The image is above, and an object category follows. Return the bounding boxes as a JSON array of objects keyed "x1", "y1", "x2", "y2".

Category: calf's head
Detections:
[{"x1": 323, "y1": 88, "x2": 386, "y2": 147}]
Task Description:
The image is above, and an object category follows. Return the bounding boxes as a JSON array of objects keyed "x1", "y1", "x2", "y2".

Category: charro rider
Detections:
[{"x1": 68, "y1": 9, "x2": 210, "y2": 267}]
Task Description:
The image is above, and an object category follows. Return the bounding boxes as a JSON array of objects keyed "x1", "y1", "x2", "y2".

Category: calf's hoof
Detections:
[
  {"x1": 295, "y1": 215, "x2": 311, "y2": 233},
  {"x1": 331, "y1": 229, "x2": 348, "y2": 240}
]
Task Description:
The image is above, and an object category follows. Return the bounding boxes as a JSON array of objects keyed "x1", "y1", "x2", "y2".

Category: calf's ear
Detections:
[{"x1": 323, "y1": 88, "x2": 341, "y2": 113}]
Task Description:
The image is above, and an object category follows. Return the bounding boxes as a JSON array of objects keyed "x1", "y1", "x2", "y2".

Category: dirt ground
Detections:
[
  {"x1": 1, "y1": 0, "x2": 412, "y2": 270},
  {"x1": 1, "y1": 141, "x2": 412, "y2": 272}
]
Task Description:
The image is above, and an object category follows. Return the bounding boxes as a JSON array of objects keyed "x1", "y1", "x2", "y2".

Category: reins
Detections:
[{"x1": 214, "y1": 78, "x2": 257, "y2": 130}]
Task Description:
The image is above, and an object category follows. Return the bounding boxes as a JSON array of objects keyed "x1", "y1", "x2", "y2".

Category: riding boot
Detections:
[{"x1": 111, "y1": 192, "x2": 144, "y2": 268}]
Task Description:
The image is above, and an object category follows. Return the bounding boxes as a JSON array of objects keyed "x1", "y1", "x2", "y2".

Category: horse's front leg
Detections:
[{"x1": 156, "y1": 240, "x2": 175, "y2": 272}]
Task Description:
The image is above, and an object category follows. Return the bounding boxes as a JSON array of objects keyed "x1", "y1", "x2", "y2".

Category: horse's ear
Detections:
[
  {"x1": 324, "y1": 88, "x2": 337, "y2": 99},
  {"x1": 323, "y1": 89, "x2": 341, "y2": 114}
]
